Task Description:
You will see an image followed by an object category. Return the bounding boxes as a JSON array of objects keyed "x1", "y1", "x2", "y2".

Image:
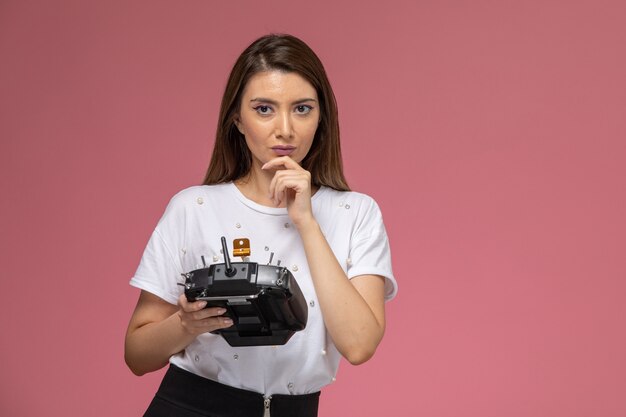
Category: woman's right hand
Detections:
[
  {"x1": 125, "y1": 290, "x2": 234, "y2": 375},
  {"x1": 176, "y1": 294, "x2": 234, "y2": 336}
]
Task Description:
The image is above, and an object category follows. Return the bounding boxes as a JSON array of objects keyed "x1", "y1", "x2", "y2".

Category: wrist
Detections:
[
  {"x1": 175, "y1": 309, "x2": 196, "y2": 337},
  {"x1": 294, "y1": 215, "x2": 320, "y2": 234}
]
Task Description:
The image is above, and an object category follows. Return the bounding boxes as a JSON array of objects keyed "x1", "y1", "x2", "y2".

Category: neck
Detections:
[{"x1": 235, "y1": 163, "x2": 279, "y2": 207}]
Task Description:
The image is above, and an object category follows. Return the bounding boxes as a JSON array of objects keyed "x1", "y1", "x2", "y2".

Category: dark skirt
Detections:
[{"x1": 143, "y1": 364, "x2": 320, "y2": 417}]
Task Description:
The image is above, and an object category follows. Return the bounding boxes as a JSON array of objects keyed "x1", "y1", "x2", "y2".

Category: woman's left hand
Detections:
[
  {"x1": 262, "y1": 156, "x2": 315, "y2": 228},
  {"x1": 263, "y1": 157, "x2": 386, "y2": 366}
]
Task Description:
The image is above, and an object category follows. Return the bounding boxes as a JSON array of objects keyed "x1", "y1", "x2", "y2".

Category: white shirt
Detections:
[{"x1": 130, "y1": 183, "x2": 397, "y2": 395}]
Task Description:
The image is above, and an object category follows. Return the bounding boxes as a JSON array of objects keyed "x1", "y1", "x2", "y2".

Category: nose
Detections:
[{"x1": 275, "y1": 111, "x2": 294, "y2": 139}]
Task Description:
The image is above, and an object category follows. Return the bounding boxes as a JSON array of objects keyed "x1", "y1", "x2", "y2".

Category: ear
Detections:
[{"x1": 234, "y1": 115, "x2": 244, "y2": 135}]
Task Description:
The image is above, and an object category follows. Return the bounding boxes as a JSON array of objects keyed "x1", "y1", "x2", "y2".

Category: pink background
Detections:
[{"x1": 1, "y1": 0, "x2": 625, "y2": 416}]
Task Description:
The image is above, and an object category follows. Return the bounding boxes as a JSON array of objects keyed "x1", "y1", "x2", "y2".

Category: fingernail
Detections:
[
  {"x1": 218, "y1": 308, "x2": 226, "y2": 314},
  {"x1": 224, "y1": 318, "x2": 233, "y2": 325},
  {"x1": 198, "y1": 301, "x2": 207, "y2": 308}
]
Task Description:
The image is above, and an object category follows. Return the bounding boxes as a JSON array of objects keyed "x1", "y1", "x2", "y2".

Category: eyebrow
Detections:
[{"x1": 249, "y1": 97, "x2": 318, "y2": 105}]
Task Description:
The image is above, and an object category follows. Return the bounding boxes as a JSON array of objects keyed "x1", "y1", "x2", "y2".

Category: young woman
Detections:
[{"x1": 125, "y1": 34, "x2": 397, "y2": 417}]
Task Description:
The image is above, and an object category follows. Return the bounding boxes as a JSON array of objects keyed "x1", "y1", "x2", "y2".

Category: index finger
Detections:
[
  {"x1": 262, "y1": 156, "x2": 302, "y2": 171},
  {"x1": 178, "y1": 293, "x2": 207, "y2": 312}
]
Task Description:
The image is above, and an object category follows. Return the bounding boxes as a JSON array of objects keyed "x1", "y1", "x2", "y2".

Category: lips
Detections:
[{"x1": 271, "y1": 146, "x2": 296, "y2": 156}]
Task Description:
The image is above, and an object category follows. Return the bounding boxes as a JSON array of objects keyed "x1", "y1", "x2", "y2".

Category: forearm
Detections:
[
  {"x1": 125, "y1": 311, "x2": 195, "y2": 376},
  {"x1": 297, "y1": 219, "x2": 385, "y2": 365}
]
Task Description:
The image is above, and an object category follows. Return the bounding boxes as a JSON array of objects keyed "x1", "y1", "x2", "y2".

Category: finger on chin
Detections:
[{"x1": 262, "y1": 156, "x2": 298, "y2": 170}]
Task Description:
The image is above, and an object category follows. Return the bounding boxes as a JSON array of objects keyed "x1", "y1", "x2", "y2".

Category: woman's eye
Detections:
[
  {"x1": 254, "y1": 105, "x2": 272, "y2": 115},
  {"x1": 295, "y1": 105, "x2": 312, "y2": 115}
]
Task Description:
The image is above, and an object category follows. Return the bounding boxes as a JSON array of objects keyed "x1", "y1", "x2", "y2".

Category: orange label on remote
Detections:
[{"x1": 233, "y1": 238, "x2": 250, "y2": 257}]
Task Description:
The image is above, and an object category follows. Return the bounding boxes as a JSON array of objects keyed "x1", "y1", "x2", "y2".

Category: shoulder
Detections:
[
  {"x1": 314, "y1": 188, "x2": 386, "y2": 238},
  {"x1": 162, "y1": 184, "x2": 233, "y2": 212},
  {"x1": 317, "y1": 187, "x2": 382, "y2": 217},
  {"x1": 317, "y1": 187, "x2": 379, "y2": 206},
  {"x1": 168, "y1": 184, "x2": 231, "y2": 205},
  {"x1": 157, "y1": 184, "x2": 233, "y2": 227}
]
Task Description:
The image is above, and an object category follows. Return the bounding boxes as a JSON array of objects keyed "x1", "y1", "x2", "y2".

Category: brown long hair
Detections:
[{"x1": 202, "y1": 34, "x2": 350, "y2": 191}]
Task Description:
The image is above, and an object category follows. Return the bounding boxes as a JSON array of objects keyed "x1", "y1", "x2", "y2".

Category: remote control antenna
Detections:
[
  {"x1": 201, "y1": 255, "x2": 207, "y2": 267},
  {"x1": 221, "y1": 236, "x2": 236, "y2": 277},
  {"x1": 268, "y1": 252, "x2": 274, "y2": 265}
]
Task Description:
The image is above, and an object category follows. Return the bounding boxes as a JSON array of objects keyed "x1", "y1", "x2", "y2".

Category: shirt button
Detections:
[
  {"x1": 233, "y1": 354, "x2": 239, "y2": 360},
  {"x1": 346, "y1": 258, "x2": 352, "y2": 266},
  {"x1": 292, "y1": 265, "x2": 298, "y2": 272},
  {"x1": 321, "y1": 349, "x2": 327, "y2": 355},
  {"x1": 194, "y1": 355, "x2": 199, "y2": 362},
  {"x1": 196, "y1": 197, "x2": 204, "y2": 205},
  {"x1": 284, "y1": 223, "x2": 290, "y2": 228},
  {"x1": 339, "y1": 202, "x2": 344, "y2": 207},
  {"x1": 287, "y1": 382, "x2": 294, "y2": 389},
  {"x1": 345, "y1": 204, "x2": 350, "y2": 209},
  {"x1": 235, "y1": 223, "x2": 241, "y2": 228},
  {"x1": 309, "y1": 300, "x2": 315, "y2": 307},
  {"x1": 331, "y1": 377, "x2": 336, "y2": 382},
  {"x1": 265, "y1": 246, "x2": 269, "y2": 251}
]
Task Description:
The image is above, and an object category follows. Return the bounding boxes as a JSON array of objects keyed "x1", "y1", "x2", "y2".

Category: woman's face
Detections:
[{"x1": 235, "y1": 70, "x2": 320, "y2": 168}]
